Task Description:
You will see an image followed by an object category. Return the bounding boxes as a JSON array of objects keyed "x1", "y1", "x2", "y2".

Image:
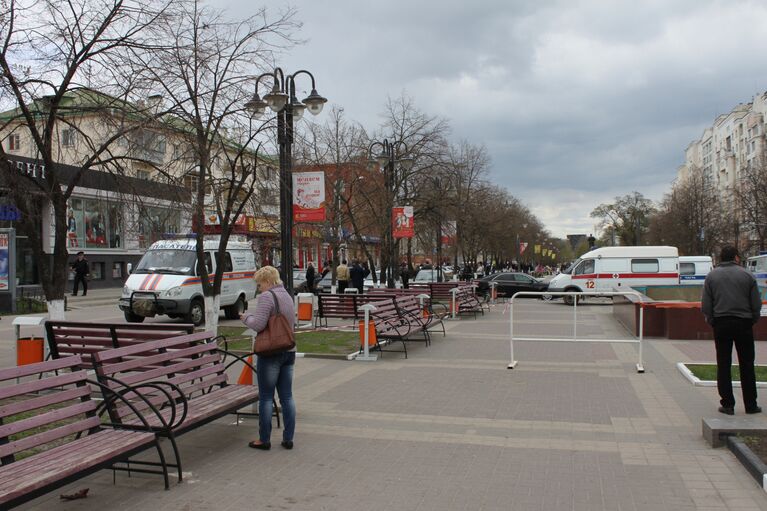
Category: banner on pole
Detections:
[
  {"x1": 519, "y1": 242, "x2": 528, "y2": 255},
  {"x1": 0, "y1": 233, "x2": 7, "y2": 290},
  {"x1": 534, "y1": 244, "x2": 541, "y2": 254},
  {"x1": 293, "y1": 172, "x2": 326, "y2": 222},
  {"x1": 392, "y1": 206, "x2": 415, "y2": 239}
]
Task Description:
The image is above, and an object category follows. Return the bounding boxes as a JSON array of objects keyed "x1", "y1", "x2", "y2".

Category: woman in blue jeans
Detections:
[{"x1": 241, "y1": 266, "x2": 296, "y2": 450}]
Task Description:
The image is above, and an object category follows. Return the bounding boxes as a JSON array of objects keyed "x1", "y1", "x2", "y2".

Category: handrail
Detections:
[{"x1": 508, "y1": 291, "x2": 645, "y2": 373}]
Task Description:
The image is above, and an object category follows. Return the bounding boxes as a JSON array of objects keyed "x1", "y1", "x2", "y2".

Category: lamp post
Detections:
[
  {"x1": 245, "y1": 68, "x2": 327, "y2": 294},
  {"x1": 367, "y1": 139, "x2": 413, "y2": 288}
]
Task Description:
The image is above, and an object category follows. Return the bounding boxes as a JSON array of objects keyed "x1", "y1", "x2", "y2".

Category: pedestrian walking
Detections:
[
  {"x1": 336, "y1": 259, "x2": 350, "y2": 293},
  {"x1": 241, "y1": 266, "x2": 296, "y2": 450},
  {"x1": 702, "y1": 245, "x2": 762, "y2": 415},
  {"x1": 70, "y1": 251, "x2": 90, "y2": 296},
  {"x1": 350, "y1": 259, "x2": 365, "y2": 294}
]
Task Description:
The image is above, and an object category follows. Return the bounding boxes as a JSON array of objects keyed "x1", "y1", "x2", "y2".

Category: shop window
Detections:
[
  {"x1": 138, "y1": 205, "x2": 181, "y2": 248},
  {"x1": 91, "y1": 262, "x2": 105, "y2": 280},
  {"x1": 66, "y1": 197, "x2": 123, "y2": 249},
  {"x1": 112, "y1": 262, "x2": 123, "y2": 279}
]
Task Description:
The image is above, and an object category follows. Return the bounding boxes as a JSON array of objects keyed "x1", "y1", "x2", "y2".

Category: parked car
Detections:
[
  {"x1": 364, "y1": 270, "x2": 397, "y2": 290},
  {"x1": 413, "y1": 268, "x2": 445, "y2": 283},
  {"x1": 292, "y1": 269, "x2": 309, "y2": 294},
  {"x1": 475, "y1": 272, "x2": 548, "y2": 298},
  {"x1": 315, "y1": 273, "x2": 334, "y2": 294}
]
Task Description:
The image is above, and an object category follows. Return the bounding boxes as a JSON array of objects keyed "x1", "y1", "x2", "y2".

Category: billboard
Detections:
[
  {"x1": 392, "y1": 206, "x2": 415, "y2": 239},
  {"x1": 293, "y1": 172, "x2": 326, "y2": 222}
]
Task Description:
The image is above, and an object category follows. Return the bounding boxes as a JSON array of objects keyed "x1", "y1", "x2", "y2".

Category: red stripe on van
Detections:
[
  {"x1": 572, "y1": 273, "x2": 679, "y2": 279},
  {"x1": 139, "y1": 275, "x2": 152, "y2": 289}
]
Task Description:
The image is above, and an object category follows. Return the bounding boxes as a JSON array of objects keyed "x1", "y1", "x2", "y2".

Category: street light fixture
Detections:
[
  {"x1": 246, "y1": 67, "x2": 327, "y2": 294},
  {"x1": 367, "y1": 138, "x2": 411, "y2": 288}
]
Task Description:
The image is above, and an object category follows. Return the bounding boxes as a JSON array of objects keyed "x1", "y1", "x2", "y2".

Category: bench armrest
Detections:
[
  {"x1": 94, "y1": 376, "x2": 188, "y2": 431},
  {"x1": 88, "y1": 378, "x2": 172, "y2": 433}
]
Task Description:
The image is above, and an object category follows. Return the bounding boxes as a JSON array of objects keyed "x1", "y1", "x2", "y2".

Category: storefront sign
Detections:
[
  {"x1": 292, "y1": 172, "x2": 326, "y2": 222},
  {"x1": 0, "y1": 205, "x2": 21, "y2": 221},
  {"x1": 6, "y1": 158, "x2": 47, "y2": 180},
  {"x1": 392, "y1": 206, "x2": 414, "y2": 239},
  {"x1": 0, "y1": 232, "x2": 9, "y2": 290}
]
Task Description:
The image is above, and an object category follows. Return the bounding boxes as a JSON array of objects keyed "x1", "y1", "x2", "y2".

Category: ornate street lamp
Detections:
[
  {"x1": 367, "y1": 139, "x2": 411, "y2": 288},
  {"x1": 245, "y1": 68, "x2": 327, "y2": 293}
]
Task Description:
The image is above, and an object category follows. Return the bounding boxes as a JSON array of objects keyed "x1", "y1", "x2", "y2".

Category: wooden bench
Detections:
[
  {"x1": 46, "y1": 321, "x2": 196, "y2": 370},
  {"x1": 363, "y1": 298, "x2": 431, "y2": 358},
  {"x1": 0, "y1": 356, "x2": 169, "y2": 508},
  {"x1": 430, "y1": 283, "x2": 485, "y2": 318},
  {"x1": 394, "y1": 294, "x2": 447, "y2": 338},
  {"x1": 315, "y1": 294, "x2": 397, "y2": 327},
  {"x1": 92, "y1": 331, "x2": 277, "y2": 483}
]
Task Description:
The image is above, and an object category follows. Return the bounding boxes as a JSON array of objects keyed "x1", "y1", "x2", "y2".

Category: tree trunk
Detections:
[{"x1": 204, "y1": 294, "x2": 220, "y2": 333}]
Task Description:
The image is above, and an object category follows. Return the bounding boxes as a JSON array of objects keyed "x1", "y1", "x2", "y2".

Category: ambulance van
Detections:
[
  {"x1": 678, "y1": 256, "x2": 713, "y2": 285},
  {"x1": 119, "y1": 237, "x2": 257, "y2": 326},
  {"x1": 747, "y1": 253, "x2": 767, "y2": 287},
  {"x1": 547, "y1": 246, "x2": 679, "y2": 304}
]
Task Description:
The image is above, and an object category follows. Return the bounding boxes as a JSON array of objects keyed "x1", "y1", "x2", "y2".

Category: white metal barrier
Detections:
[{"x1": 508, "y1": 291, "x2": 645, "y2": 373}]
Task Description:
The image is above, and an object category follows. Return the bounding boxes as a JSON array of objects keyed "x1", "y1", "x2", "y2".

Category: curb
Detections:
[
  {"x1": 727, "y1": 435, "x2": 767, "y2": 492},
  {"x1": 676, "y1": 362, "x2": 767, "y2": 388}
]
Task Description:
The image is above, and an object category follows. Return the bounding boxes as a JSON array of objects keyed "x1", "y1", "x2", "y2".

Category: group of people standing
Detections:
[{"x1": 303, "y1": 260, "x2": 367, "y2": 294}]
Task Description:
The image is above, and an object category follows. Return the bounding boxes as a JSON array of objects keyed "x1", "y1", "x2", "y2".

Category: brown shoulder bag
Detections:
[{"x1": 254, "y1": 289, "x2": 296, "y2": 356}]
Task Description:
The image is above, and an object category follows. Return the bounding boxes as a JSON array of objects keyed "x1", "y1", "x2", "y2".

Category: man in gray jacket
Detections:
[{"x1": 702, "y1": 245, "x2": 762, "y2": 415}]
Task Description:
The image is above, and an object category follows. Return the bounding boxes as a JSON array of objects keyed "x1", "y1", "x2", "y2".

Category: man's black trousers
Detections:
[
  {"x1": 714, "y1": 316, "x2": 757, "y2": 409},
  {"x1": 73, "y1": 274, "x2": 88, "y2": 296}
]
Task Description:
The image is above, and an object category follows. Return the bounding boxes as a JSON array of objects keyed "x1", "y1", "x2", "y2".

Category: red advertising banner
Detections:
[
  {"x1": 392, "y1": 206, "x2": 414, "y2": 239},
  {"x1": 293, "y1": 172, "x2": 326, "y2": 222},
  {"x1": 519, "y1": 242, "x2": 528, "y2": 255}
]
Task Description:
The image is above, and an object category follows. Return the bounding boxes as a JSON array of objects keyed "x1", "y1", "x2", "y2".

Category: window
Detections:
[
  {"x1": 680, "y1": 263, "x2": 695, "y2": 276},
  {"x1": 494, "y1": 274, "x2": 516, "y2": 282},
  {"x1": 7, "y1": 133, "x2": 20, "y2": 151},
  {"x1": 631, "y1": 259, "x2": 659, "y2": 273},
  {"x1": 215, "y1": 252, "x2": 233, "y2": 272},
  {"x1": 573, "y1": 260, "x2": 595, "y2": 275},
  {"x1": 66, "y1": 197, "x2": 123, "y2": 249},
  {"x1": 513, "y1": 274, "x2": 534, "y2": 282},
  {"x1": 91, "y1": 262, "x2": 105, "y2": 280},
  {"x1": 137, "y1": 170, "x2": 150, "y2": 180},
  {"x1": 62, "y1": 128, "x2": 75, "y2": 147},
  {"x1": 198, "y1": 252, "x2": 213, "y2": 275},
  {"x1": 112, "y1": 262, "x2": 123, "y2": 279},
  {"x1": 138, "y1": 206, "x2": 180, "y2": 248}
]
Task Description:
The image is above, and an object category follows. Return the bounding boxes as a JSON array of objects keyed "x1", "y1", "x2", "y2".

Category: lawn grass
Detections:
[
  {"x1": 686, "y1": 363, "x2": 767, "y2": 382},
  {"x1": 216, "y1": 326, "x2": 358, "y2": 355}
]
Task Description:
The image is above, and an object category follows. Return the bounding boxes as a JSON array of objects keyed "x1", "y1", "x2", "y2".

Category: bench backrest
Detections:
[
  {"x1": 46, "y1": 321, "x2": 196, "y2": 370},
  {"x1": 92, "y1": 331, "x2": 222, "y2": 423},
  {"x1": 394, "y1": 295, "x2": 428, "y2": 314},
  {"x1": 429, "y1": 282, "x2": 466, "y2": 300},
  {"x1": 317, "y1": 294, "x2": 398, "y2": 318},
  {"x1": 0, "y1": 356, "x2": 98, "y2": 465}
]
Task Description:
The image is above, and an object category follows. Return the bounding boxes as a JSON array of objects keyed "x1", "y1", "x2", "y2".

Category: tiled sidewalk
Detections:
[{"x1": 17, "y1": 300, "x2": 767, "y2": 510}]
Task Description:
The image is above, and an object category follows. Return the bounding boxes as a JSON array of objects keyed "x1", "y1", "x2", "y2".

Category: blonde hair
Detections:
[{"x1": 254, "y1": 266, "x2": 282, "y2": 287}]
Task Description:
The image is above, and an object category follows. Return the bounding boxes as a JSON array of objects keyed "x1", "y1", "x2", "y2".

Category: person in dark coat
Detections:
[
  {"x1": 70, "y1": 251, "x2": 90, "y2": 296},
  {"x1": 350, "y1": 260, "x2": 365, "y2": 294},
  {"x1": 702, "y1": 245, "x2": 762, "y2": 415},
  {"x1": 305, "y1": 262, "x2": 316, "y2": 293},
  {"x1": 400, "y1": 262, "x2": 410, "y2": 289}
]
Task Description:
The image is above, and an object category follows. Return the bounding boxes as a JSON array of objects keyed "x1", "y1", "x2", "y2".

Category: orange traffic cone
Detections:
[{"x1": 237, "y1": 355, "x2": 254, "y2": 385}]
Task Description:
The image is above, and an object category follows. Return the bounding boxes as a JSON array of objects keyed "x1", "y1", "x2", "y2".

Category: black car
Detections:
[{"x1": 476, "y1": 272, "x2": 548, "y2": 298}]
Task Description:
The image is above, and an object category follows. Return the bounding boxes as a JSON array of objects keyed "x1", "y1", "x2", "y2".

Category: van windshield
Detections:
[
  {"x1": 563, "y1": 259, "x2": 581, "y2": 275},
  {"x1": 134, "y1": 249, "x2": 195, "y2": 275}
]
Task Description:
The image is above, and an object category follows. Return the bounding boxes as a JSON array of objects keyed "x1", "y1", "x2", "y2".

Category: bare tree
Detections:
[
  {"x1": 132, "y1": 0, "x2": 299, "y2": 330},
  {"x1": 0, "y1": 0, "x2": 172, "y2": 318},
  {"x1": 591, "y1": 192, "x2": 656, "y2": 246}
]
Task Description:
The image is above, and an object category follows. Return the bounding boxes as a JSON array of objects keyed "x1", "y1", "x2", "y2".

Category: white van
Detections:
[
  {"x1": 119, "y1": 237, "x2": 257, "y2": 326},
  {"x1": 747, "y1": 254, "x2": 767, "y2": 287},
  {"x1": 547, "y1": 246, "x2": 679, "y2": 304},
  {"x1": 679, "y1": 256, "x2": 713, "y2": 285}
]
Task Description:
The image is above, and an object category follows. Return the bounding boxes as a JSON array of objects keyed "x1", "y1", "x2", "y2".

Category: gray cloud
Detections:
[{"x1": 225, "y1": 0, "x2": 767, "y2": 236}]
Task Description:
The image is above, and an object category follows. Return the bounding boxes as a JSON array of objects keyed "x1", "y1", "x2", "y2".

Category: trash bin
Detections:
[
  {"x1": 358, "y1": 320, "x2": 377, "y2": 348},
  {"x1": 17, "y1": 337, "x2": 44, "y2": 366},
  {"x1": 296, "y1": 293, "x2": 314, "y2": 322}
]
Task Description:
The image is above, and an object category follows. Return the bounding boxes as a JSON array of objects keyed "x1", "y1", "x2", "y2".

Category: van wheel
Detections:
[
  {"x1": 563, "y1": 291, "x2": 581, "y2": 306},
  {"x1": 225, "y1": 296, "x2": 245, "y2": 319},
  {"x1": 124, "y1": 310, "x2": 145, "y2": 323},
  {"x1": 185, "y1": 298, "x2": 205, "y2": 327}
]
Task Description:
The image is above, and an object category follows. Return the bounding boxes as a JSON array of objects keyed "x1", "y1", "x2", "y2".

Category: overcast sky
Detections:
[{"x1": 225, "y1": 0, "x2": 767, "y2": 238}]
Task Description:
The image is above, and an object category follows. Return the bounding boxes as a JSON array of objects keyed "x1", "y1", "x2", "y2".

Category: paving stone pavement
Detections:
[{"x1": 14, "y1": 299, "x2": 767, "y2": 510}]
